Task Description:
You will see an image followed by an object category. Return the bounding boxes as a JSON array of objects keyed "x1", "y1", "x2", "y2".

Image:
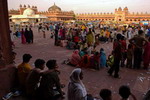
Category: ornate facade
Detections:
[
  {"x1": 9, "y1": 3, "x2": 75, "y2": 21},
  {"x1": 9, "y1": 5, "x2": 150, "y2": 23},
  {"x1": 76, "y1": 7, "x2": 150, "y2": 23}
]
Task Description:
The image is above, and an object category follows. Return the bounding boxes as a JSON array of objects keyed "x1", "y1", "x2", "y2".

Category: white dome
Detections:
[{"x1": 23, "y1": 8, "x2": 35, "y2": 16}]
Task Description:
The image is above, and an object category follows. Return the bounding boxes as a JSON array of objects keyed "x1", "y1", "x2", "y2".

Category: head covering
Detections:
[
  {"x1": 73, "y1": 50, "x2": 79, "y2": 55},
  {"x1": 68, "y1": 68, "x2": 87, "y2": 99},
  {"x1": 70, "y1": 68, "x2": 82, "y2": 83}
]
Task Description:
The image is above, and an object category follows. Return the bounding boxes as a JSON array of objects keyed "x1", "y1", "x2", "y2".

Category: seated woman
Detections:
[
  {"x1": 69, "y1": 50, "x2": 81, "y2": 66},
  {"x1": 79, "y1": 52, "x2": 90, "y2": 68},
  {"x1": 67, "y1": 68, "x2": 93, "y2": 100},
  {"x1": 79, "y1": 48, "x2": 87, "y2": 57},
  {"x1": 66, "y1": 40, "x2": 75, "y2": 50},
  {"x1": 90, "y1": 52, "x2": 100, "y2": 70}
]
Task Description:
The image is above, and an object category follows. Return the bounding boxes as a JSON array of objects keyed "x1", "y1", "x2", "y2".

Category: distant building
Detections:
[
  {"x1": 76, "y1": 7, "x2": 150, "y2": 23},
  {"x1": 9, "y1": 5, "x2": 150, "y2": 23},
  {"x1": 9, "y1": 3, "x2": 75, "y2": 22},
  {"x1": 10, "y1": 7, "x2": 47, "y2": 24}
]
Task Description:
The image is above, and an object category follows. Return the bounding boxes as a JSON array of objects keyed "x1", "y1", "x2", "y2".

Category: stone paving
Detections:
[{"x1": 12, "y1": 28, "x2": 150, "y2": 100}]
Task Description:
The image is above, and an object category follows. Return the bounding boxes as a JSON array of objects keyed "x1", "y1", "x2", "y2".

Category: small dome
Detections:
[
  {"x1": 124, "y1": 7, "x2": 128, "y2": 11},
  {"x1": 118, "y1": 7, "x2": 122, "y2": 11},
  {"x1": 48, "y1": 3, "x2": 61, "y2": 12},
  {"x1": 23, "y1": 8, "x2": 35, "y2": 16}
]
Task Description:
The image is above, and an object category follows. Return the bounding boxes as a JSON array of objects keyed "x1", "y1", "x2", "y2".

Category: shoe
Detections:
[
  {"x1": 107, "y1": 71, "x2": 112, "y2": 76},
  {"x1": 114, "y1": 75, "x2": 121, "y2": 79},
  {"x1": 13, "y1": 91, "x2": 21, "y2": 97},
  {"x1": 2, "y1": 92, "x2": 14, "y2": 100}
]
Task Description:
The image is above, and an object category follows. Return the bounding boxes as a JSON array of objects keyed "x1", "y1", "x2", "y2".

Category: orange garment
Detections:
[{"x1": 106, "y1": 31, "x2": 110, "y2": 38}]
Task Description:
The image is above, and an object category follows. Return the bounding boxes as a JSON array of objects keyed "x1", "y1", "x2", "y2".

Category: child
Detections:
[
  {"x1": 100, "y1": 89, "x2": 112, "y2": 100},
  {"x1": 126, "y1": 44, "x2": 133, "y2": 68},
  {"x1": 90, "y1": 52, "x2": 100, "y2": 70},
  {"x1": 107, "y1": 51, "x2": 114, "y2": 68},
  {"x1": 100, "y1": 48, "x2": 106, "y2": 67},
  {"x1": 119, "y1": 85, "x2": 137, "y2": 100}
]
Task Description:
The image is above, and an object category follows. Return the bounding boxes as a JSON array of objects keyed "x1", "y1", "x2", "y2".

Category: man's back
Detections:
[
  {"x1": 26, "y1": 68, "x2": 41, "y2": 96},
  {"x1": 18, "y1": 63, "x2": 31, "y2": 89}
]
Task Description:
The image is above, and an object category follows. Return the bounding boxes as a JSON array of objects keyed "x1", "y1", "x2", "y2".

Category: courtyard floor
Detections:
[{"x1": 12, "y1": 27, "x2": 150, "y2": 100}]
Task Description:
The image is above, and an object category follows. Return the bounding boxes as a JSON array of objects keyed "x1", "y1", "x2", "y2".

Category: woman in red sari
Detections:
[
  {"x1": 79, "y1": 52, "x2": 90, "y2": 68},
  {"x1": 143, "y1": 37, "x2": 150, "y2": 69}
]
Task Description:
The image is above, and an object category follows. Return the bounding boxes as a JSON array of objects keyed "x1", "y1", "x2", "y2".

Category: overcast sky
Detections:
[{"x1": 8, "y1": 0, "x2": 150, "y2": 13}]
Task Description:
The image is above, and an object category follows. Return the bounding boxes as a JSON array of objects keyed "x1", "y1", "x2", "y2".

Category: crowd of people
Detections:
[
  {"x1": 37, "y1": 22, "x2": 150, "y2": 74},
  {"x1": 10, "y1": 26, "x2": 34, "y2": 46},
  {"x1": 8, "y1": 21, "x2": 150, "y2": 100},
  {"x1": 16, "y1": 53, "x2": 150, "y2": 100}
]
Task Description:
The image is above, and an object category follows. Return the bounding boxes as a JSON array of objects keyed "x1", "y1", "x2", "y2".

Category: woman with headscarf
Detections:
[{"x1": 68, "y1": 68, "x2": 93, "y2": 100}]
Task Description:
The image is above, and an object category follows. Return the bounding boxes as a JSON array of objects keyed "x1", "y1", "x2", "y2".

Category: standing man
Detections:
[
  {"x1": 29, "y1": 28, "x2": 33, "y2": 43},
  {"x1": 108, "y1": 34, "x2": 122, "y2": 78},
  {"x1": 54, "y1": 24, "x2": 59, "y2": 46},
  {"x1": 129, "y1": 30, "x2": 148, "y2": 69}
]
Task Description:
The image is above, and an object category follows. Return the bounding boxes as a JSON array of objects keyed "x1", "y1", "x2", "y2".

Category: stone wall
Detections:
[{"x1": 0, "y1": 65, "x2": 17, "y2": 98}]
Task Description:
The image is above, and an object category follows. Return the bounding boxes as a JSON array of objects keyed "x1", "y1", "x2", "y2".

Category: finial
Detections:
[{"x1": 20, "y1": 4, "x2": 22, "y2": 8}]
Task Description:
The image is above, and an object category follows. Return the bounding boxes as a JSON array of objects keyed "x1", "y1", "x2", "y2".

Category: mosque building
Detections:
[
  {"x1": 9, "y1": 3, "x2": 75, "y2": 23},
  {"x1": 76, "y1": 7, "x2": 150, "y2": 24},
  {"x1": 9, "y1": 4, "x2": 150, "y2": 24}
]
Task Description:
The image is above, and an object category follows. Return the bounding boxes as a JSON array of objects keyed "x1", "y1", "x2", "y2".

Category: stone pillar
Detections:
[
  {"x1": 0, "y1": 0, "x2": 17, "y2": 98},
  {"x1": 0, "y1": 0, "x2": 13, "y2": 66}
]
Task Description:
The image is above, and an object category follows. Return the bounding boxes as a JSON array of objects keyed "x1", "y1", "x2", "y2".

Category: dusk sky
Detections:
[{"x1": 8, "y1": 0, "x2": 150, "y2": 13}]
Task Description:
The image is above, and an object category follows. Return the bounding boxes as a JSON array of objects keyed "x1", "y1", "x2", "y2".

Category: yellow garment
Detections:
[
  {"x1": 100, "y1": 30, "x2": 104, "y2": 37},
  {"x1": 18, "y1": 63, "x2": 32, "y2": 88},
  {"x1": 82, "y1": 25, "x2": 86, "y2": 30},
  {"x1": 86, "y1": 33, "x2": 94, "y2": 45}
]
